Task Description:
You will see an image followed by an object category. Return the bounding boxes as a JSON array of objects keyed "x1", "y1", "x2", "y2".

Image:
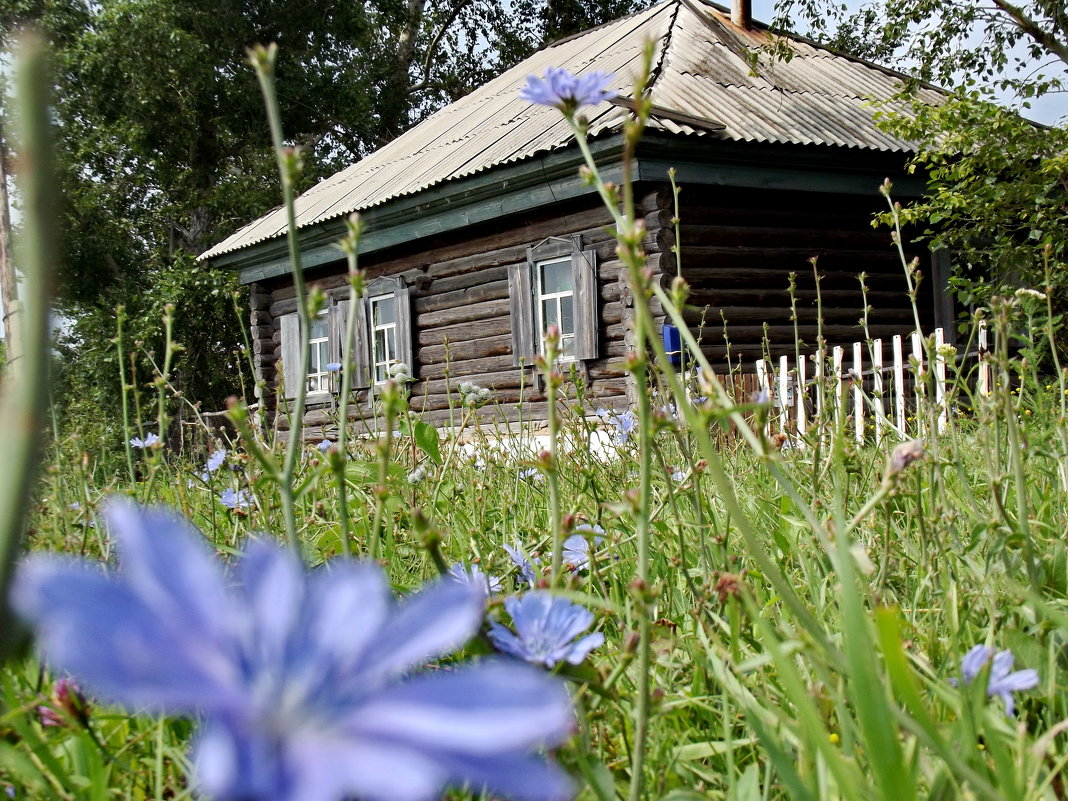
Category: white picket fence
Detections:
[{"x1": 753, "y1": 323, "x2": 991, "y2": 445}]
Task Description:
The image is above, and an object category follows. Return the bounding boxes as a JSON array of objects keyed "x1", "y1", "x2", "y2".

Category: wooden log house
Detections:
[{"x1": 200, "y1": 0, "x2": 949, "y2": 436}]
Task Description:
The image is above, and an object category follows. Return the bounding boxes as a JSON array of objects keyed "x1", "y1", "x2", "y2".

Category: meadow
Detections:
[{"x1": 2, "y1": 37, "x2": 1067, "y2": 801}]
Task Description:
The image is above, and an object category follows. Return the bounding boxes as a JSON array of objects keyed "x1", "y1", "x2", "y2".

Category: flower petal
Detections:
[
  {"x1": 442, "y1": 752, "x2": 575, "y2": 801},
  {"x1": 563, "y1": 631, "x2": 605, "y2": 665},
  {"x1": 13, "y1": 559, "x2": 240, "y2": 714},
  {"x1": 356, "y1": 660, "x2": 573, "y2": 753},
  {"x1": 237, "y1": 539, "x2": 306, "y2": 671},
  {"x1": 362, "y1": 579, "x2": 483, "y2": 682},
  {"x1": 301, "y1": 561, "x2": 390, "y2": 675},
  {"x1": 105, "y1": 500, "x2": 236, "y2": 642},
  {"x1": 961, "y1": 644, "x2": 993, "y2": 683}
]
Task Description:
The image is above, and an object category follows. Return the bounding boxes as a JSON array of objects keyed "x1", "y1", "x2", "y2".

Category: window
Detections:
[
  {"x1": 508, "y1": 236, "x2": 599, "y2": 367},
  {"x1": 277, "y1": 277, "x2": 413, "y2": 402},
  {"x1": 306, "y1": 312, "x2": 331, "y2": 393},
  {"x1": 369, "y1": 293, "x2": 398, "y2": 384},
  {"x1": 535, "y1": 257, "x2": 576, "y2": 360}
]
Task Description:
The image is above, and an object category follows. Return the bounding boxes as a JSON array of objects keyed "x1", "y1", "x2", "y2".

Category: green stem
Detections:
[
  {"x1": 0, "y1": 36, "x2": 58, "y2": 657},
  {"x1": 251, "y1": 46, "x2": 312, "y2": 554}
]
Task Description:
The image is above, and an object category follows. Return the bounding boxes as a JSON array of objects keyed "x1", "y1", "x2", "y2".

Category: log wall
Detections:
[
  {"x1": 249, "y1": 182, "x2": 937, "y2": 434},
  {"x1": 644, "y1": 185, "x2": 935, "y2": 371}
]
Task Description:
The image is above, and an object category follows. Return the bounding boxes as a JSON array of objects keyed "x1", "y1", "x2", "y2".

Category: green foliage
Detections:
[
  {"x1": 879, "y1": 92, "x2": 1068, "y2": 309},
  {"x1": 1, "y1": 0, "x2": 654, "y2": 445},
  {"x1": 767, "y1": 0, "x2": 1067, "y2": 317}
]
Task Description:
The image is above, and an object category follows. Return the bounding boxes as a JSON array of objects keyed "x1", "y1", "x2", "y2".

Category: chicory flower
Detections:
[
  {"x1": 519, "y1": 67, "x2": 616, "y2": 112},
  {"x1": 200, "y1": 449, "x2": 227, "y2": 481},
  {"x1": 448, "y1": 562, "x2": 502, "y2": 598},
  {"x1": 219, "y1": 488, "x2": 251, "y2": 510},
  {"x1": 504, "y1": 541, "x2": 540, "y2": 586},
  {"x1": 489, "y1": 592, "x2": 604, "y2": 669},
  {"x1": 957, "y1": 644, "x2": 1039, "y2": 716},
  {"x1": 130, "y1": 433, "x2": 160, "y2": 449},
  {"x1": 14, "y1": 501, "x2": 575, "y2": 801}
]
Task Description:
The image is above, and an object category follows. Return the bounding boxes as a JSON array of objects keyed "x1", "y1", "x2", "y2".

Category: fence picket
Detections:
[
  {"x1": 853, "y1": 341, "x2": 864, "y2": 444},
  {"x1": 873, "y1": 338, "x2": 885, "y2": 444},
  {"x1": 893, "y1": 335, "x2": 905, "y2": 435}
]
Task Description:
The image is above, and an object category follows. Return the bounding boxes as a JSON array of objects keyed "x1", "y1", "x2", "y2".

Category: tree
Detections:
[
  {"x1": 1, "y1": 0, "x2": 651, "y2": 444},
  {"x1": 767, "y1": 0, "x2": 1067, "y2": 311}
]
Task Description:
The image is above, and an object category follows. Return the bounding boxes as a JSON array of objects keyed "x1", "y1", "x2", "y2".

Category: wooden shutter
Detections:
[
  {"x1": 508, "y1": 255, "x2": 536, "y2": 366},
  {"x1": 329, "y1": 302, "x2": 348, "y2": 393},
  {"x1": 279, "y1": 313, "x2": 301, "y2": 399},
  {"x1": 394, "y1": 281, "x2": 414, "y2": 375},
  {"x1": 572, "y1": 247, "x2": 599, "y2": 360},
  {"x1": 350, "y1": 296, "x2": 371, "y2": 390}
]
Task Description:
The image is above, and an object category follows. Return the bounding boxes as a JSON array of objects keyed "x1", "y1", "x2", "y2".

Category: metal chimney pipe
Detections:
[{"x1": 731, "y1": 0, "x2": 752, "y2": 29}]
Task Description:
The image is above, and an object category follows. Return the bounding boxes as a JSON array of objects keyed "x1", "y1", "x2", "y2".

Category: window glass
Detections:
[
  {"x1": 540, "y1": 259, "x2": 571, "y2": 295},
  {"x1": 310, "y1": 315, "x2": 329, "y2": 340},
  {"x1": 372, "y1": 296, "x2": 395, "y2": 325},
  {"x1": 560, "y1": 295, "x2": 574, "y2": 335}
]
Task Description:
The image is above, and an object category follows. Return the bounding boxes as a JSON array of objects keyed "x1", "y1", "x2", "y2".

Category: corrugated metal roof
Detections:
[{"x1": 202, "y1": 0, "x2": 936, "y2": 261}]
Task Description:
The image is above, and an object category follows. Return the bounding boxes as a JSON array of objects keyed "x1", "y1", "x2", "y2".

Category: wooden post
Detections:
[
  {"x1": 797, "y1": 354, "x2": 807, "y2": 438},
  {"x1": 872, "y1": 338, "x2": 884, "y2": 445},
  {"x1": 893, "y1": 335, "x2": 905, "y2": 437},
  {"x1": 853, "y1": 340, "x2": 863, "y2": 445}
]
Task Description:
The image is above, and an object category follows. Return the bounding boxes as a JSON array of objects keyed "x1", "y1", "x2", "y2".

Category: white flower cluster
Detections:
[
  {"x1": 388, "y1": 361, "x2": 413, "y2": 382},
  {"x1": 457, "y1": 381, "x2": 493, "y2": 407}
]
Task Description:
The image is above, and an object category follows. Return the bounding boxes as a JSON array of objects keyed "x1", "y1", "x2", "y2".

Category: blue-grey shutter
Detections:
[
  {"x1": 350, "y1": 297, "x2": 371, "y2": 390},
  {"x1": 280, "y1": 313, "x2": 301, "y2": 399},
  {"x1": 572, "y1": 246, "x2": 599, "y2": 361},
  {"x1": 509, "y1": 254, "x2": 536, "y2": 366}
]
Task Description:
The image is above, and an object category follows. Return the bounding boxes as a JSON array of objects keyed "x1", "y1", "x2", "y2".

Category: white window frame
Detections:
[
  {"x1": 535, "y1": 255, "x2": 577, "y2": 362},
  {"x1": 306, "y1": 310, "x2": 332, "y2": 394},
  {"x1": 369, "y1": 292, "x2": 399, "y2": 385}
]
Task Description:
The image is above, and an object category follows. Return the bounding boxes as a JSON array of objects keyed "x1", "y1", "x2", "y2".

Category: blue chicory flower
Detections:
[
  {"x1": 561, "y1": 525, "x2": 604, "y2": 572},
  {"x1": 130, "y1": 433, "x2": 160, "y2": 449},
  {"x1": 326, "y1": 362, "x2": 342, "y2": 372},
  {"x1": 318, "y1": 439, "x2": 333, "y2": 453},
  {"x1": 671, "y1": 468, "x2": 686, "y2": 483},
  {"x1": 958, "y1": 644, "x2": 1039, "y2": 716},
  {"x1": 448, "y1": 562, "x2": 503, "y2": 598},
  {"x1": 504, "y1": 541, "x2": 540, "y2": 586},
  {"x1": 13, "y1": 500, "x2": 575, "y2": 801},
  {"x1": 519, "y1": 67, "x2": 616, "y2": 112},
  {"x1": 596, "y1": 409, "x2": 638, "y2": 445},
  {"x1": 519, "y1": 467, "x2": 543, "y2": 483},
  {"x1": 200, "y1": 449, "x2": 227, "y2": 481},
  {"x1": 489, "y1": 592, "x2": 604, "y2": 669},
  {"x1": 219, "y1": 488, "x2": 251, "y2": 510}
]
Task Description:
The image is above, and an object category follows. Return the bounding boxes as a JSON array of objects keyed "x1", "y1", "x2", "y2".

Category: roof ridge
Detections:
[{"x1": 645, "y1": 0, "x2": 683, "y2": 93}]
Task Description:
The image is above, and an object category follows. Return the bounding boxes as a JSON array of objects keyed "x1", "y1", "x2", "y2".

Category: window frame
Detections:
[
  {"x1": 508, "y1": 235, "x2": 599, "y2": 369},
  {"x1": 368, "y1": 292, "x2": 399, "y2": 385},
  {"x1": 305, "y1": 310, "x2": 333, "y2": 395},
  {"x1": 534, "y1": 255, "x2": 577, "y2": 362}
]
